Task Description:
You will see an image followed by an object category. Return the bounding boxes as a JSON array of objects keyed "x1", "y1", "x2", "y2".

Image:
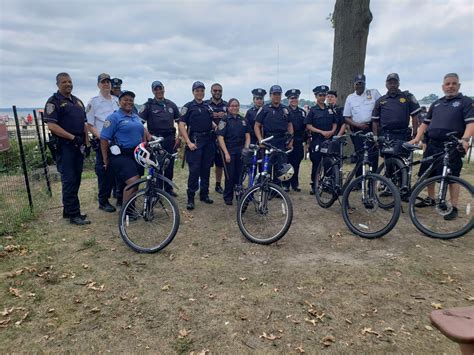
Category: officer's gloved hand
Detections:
[{"x1": 72, "y1": 135, "x2": 84, "y2": 147}]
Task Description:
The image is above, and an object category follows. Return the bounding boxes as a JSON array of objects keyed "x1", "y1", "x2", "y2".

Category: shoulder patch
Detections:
[
  {"x1": 283, "y1": 108, "x2": 289, "y2": 115},
  {"x1": 180, "y1": 106, "x2": 188, "y2": 116},
  {"x1": 168, "y1": 107, "x2": 173, "y2": 113},
  {"x1": 103, "y1": 119, "x2": 112, "y2": 128},
  {"x1": 77, "y1": 100, "x2": 84, "y2": 109},
  {"x1": 218, "y1": 120, "x2": 226, "y2": 130},
  {"x1": 242, "y1": 119, "x2": 247, "y2": 126},
  {"x1": 86, "y1": 103, "x2": 92, "y2": 113},
  {"x1": 139, "y1": 105, "x2": 146, "y2": 114},
  {"x1": 46, "y1": 103, "x2": 55, "y2": 115}
]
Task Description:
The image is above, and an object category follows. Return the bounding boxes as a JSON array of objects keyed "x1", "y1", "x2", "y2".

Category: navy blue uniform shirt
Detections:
[
  {"x1": 255, "y1": 103, "x2": 290, "y2": 137},
  {"x1": 329, "y1": 105, "x2": 344, "y2": 133},
  {"x1": 244, "y1": 106, "x2": 260, "y2": 142},
  {"x1": 372, "y1": 90, "x2": 421, "y2": 131},
  {"x1": 205, "y1": 99, "x2": 228, "y2": 125},
  {"x1": 179, "y1": 100, "x2": 214, "y2": 134},
  {"x1": 288, "y1": 106, "x2": 306, "y2": 141},
  {"x1": 424, "y1": 93, "x2": 474, "y2": 140},
  {"x1": 304, "y1": 104, "x2": 336, "y2": 139},
  {"x1": 139, "y1": 98, "x2": 179, "y2": 135},
  {"x1": 216, "y1": 114, "x2": 250, "y2": 153},
  {"x1": 43, "y1": 91, "x2": 87, "y2": 136},
  {"x1": 101, "y1": 109, "x2": 144, "y2": 149}
]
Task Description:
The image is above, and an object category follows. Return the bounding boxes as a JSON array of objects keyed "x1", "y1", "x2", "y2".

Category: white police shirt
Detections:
[
  {"x1": 86, "y1": 94, "x2": 119, "y2": 134},
  {"x1": 343, "y1": 89, "x2": 381, "y2": 124}
]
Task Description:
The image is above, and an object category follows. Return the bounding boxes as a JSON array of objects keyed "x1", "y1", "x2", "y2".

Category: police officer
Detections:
[
  {"x1": 326, "y1": 90, "x2": 346, "y2": 136},
  {"x1": 372, "y1": 73, "x2": 421, "y2": 143},
  {"x1": 244, "y1": 88, "x2": 267, "y2": 144},
  {"x1": 283, "y1": 89, "x2": 306, "y2": 192},
  {"x1": 216, "y1": 98, "x2": 251, "y2": 205},
  {"x1": 305, "y1": 85, "x2": 337, "y2": 194},
  {"x1": 110, "y1": 78, "x2": 123, "y2": 97},
  {"x1": 43, "y1": 72, "x2": 91, "y2": 225},
  {"x1": 205, "y1": 83, "x2": 227, "y2": 194},
  {"x1": 343, "y1": 74, "x2": 381, "y2": 177},
  {"x1": 178, "y1": 81, "x2": 216, "y2": 210},
  {"x1": 100, "y1": 91, "x2": 148, "y2": 205},
  {"x1": 139, "y1": 80, "x2": 180, "y2": 196},
  {"x1": 410, "y1": 73, "x2": 474, "y2": 220},
  {"x1": 86, "y1": 73, "x2": 119, "y2": 213}
]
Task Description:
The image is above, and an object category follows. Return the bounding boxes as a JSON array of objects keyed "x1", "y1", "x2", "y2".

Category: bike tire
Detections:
[
  {"x1": 314, "y1": 156, "x2": 338, "y2": 208},
  {"x1": 409, "y1": 175, "x2": 473, "y2": 239},
  {"x1": 377, "y1": 157, "x2": 408, "y2": 202},
  {"x1": 236, "y1": 182, "x2": 293, "y2": 245},
  {"x1": 341, "y1": 174, "x2": 401, "y2": 239},
  {"x1": 119, "y1": 189, "x2": 180, "y2": 253}
]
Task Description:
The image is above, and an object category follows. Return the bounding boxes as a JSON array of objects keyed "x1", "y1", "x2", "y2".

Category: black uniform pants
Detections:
[
  {"x1": 187, "y1": 136, "x2": 215, "y2": 197},
  {"x1": 57, "y1": 142, "x2": 84, "y2": 217},
  {"x1": 155, "y1": 134, "x2": 176, "y2": 192},
  {"x1": 95, "y1": 147, "x2": 114, "y2": 204},
  {"x1": 351, "y1": 129, "x2": 379, "y2": 177},
  {"x1": 223, "y1": 150, "x2": 243, "y2": 203},
  {"x1": 284, "y1": 139, "x2": 304, "y2": 189}
]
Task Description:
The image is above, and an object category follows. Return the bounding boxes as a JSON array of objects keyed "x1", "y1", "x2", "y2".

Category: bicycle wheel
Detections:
[
  {"x1": 409, "y1": 175, "x2": 473, "y2": 239},
  {"x1": 377, "y1": 158, "x2": 407, "y2": 201},
  {"x1": 237, "y1": 182, "x2": 293, "y2": 244},
  {"x1": 342, "y1": 174, "x2": 401, "y2": 239},
  {"x1": 119, "y1": 189, "x2": 180, "y2": 253},
  {"x1": 315, "y1": 156, "x2": 339, "y2": 208}
]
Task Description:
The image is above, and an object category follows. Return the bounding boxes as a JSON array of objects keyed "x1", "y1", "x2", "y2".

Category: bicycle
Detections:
[
  {"x1": 377, "y1": 132, "x2": 473, "y2": 239},
  {"x1": 314, "y1": 131, "x2": 401, "y2": 239},
  {"x1": 236, "y1": 136, "x2": 294, "y2": 245},
  {"x1": 118, "y1": 137, "x2": 180, "y2": 253}
]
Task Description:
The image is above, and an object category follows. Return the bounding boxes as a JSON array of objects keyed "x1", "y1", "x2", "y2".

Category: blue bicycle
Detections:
[{"x1": 236, "y1": 136, "x2": 294, "y2": 244}]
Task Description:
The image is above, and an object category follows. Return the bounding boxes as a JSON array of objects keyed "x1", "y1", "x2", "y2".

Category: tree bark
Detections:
[{"x1": 330, "y1": 0, "x2": 372, "y2": 106}]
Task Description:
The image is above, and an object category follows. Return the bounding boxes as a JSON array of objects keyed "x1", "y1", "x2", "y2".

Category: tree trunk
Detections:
[{"x1": 330, "y1": 0, "x2": 372, "y2": 107}]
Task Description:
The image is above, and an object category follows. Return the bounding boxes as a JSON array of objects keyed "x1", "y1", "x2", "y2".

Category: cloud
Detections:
[{"x1": 0, "y1": 0, "x2": 472, "y2": 108}]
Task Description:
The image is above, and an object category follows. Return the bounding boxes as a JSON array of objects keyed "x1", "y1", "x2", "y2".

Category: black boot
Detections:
[
  {"x1": 187, "y1": 192, "x2": 195, "y2": 210},
  {"x1": 215, "y1": 182, "x2": 223, "y2": 194}
]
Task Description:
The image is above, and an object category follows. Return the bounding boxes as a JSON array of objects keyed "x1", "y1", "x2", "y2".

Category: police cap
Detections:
[
  {"x1": 118, "y1": 90, "x2": 135, "y2": 100},
  {"x1": 252, "y1": 88, "x2": 267, "y2": 97},
  {"x1": 284, "y1": 89, "x2": 301, "y2": 98},
  {"x1": 151, "y1": 80, "x2": 164, "y2": 90},
  {"x1": 269, "y1": 85, "x2": 282, "y2": 94},
  {"x1": 192, "y1": 81, "x2": 205, "y2": 90},
  {"x1": 327, "y1": 90, "x2": 337, "y2": 97},
  {"x1": 386, "y1": 73, "x2": 400, "y2": 82},
  {"x1": 312, "y1": 85, "x2": 329, "y2": 95},
  {"x1": 354, "y1": 74, "x2": 366, "y2": 83},
  {"x1": 97, "y1": 73, "x2": 111, "y2": 83},
  {"x1": 111, "y1": 78, "x2": 122, "y2": 88}
]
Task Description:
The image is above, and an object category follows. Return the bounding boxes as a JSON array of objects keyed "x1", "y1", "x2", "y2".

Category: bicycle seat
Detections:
[{"x1": 402, "y1": 142, "x2": 420, "y2": 151}]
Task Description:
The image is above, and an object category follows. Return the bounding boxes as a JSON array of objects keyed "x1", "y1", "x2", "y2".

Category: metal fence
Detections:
[{"x1": 0, "y1": 106, "x2": 53, "y2": 235}]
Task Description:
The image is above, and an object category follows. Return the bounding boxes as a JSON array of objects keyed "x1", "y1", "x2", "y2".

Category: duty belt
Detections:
[
  {"x1": 265, "y1": 132, "x2": 286, "y2": 138},
  {"x1": 191, "y1": 131, "x2": 213, "y2": 138}
]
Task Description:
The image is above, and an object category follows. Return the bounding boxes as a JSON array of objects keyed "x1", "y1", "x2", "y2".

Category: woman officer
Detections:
[
  {"x1": 216, "y1": 98, "x2": 250, "y2": 205},
  {"x1": 100, "y1": 91, "x2": 149, "y2": 204}
]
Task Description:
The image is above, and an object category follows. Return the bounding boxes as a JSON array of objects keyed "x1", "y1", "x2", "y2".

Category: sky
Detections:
[{"x1": 0, "y1": 0, "x2": 473, "y2": 108}]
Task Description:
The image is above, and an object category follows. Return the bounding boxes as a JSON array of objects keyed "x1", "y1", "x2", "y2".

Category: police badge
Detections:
[
  {"x1": 46, "y1": 103, "x2": 55, "y2": 115},
  {"x1": 366, "y1": 90, "x2": 372, "y2": 100},
  {"x1": 103, "y1": 119, "x2": 112, "y2": 128},
  {"x1": 452, "y1": 101, "x2": 461, "y2": 108},
  {"x1": 400, "y1": 98, "x2": 406, "y2": 103},
  {"x1": 218, "y1": 120, "x2": 226, "y2": 130}
]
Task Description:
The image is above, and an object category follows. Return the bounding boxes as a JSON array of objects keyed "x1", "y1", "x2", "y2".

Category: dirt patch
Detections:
[{"x1": 1, "y1": 160, "x2": 473, "y2": 353}]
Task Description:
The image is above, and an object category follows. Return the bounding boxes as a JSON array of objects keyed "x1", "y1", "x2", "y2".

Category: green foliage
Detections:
[{"x1": 0, "y1": 140, "x2": 52, "y2": 174}]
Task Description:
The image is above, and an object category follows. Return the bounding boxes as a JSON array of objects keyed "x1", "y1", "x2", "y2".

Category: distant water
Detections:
[{"x1": 0, "y1": 108, "x2": 41, "y2": 122}]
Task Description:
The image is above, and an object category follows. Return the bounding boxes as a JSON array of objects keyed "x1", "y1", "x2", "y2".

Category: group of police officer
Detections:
[{"x1": 43, "y1": 71, "x2": 473, "y2": 225}]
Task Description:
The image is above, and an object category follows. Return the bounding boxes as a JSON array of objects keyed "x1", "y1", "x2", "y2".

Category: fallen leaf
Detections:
[
  {"x1": 361, "y1": 327, "x2": 380, "y2": 336},
  {"x1": 304, "y1": 318, "x2": 317, "y2": 326},
  {"x1": 82, "y1": 264, "x2": 89, "y2": 269},
  {"x1": 47, "y1": 308, "x2": 55, "y2": 313},
  {"x1": 179, "y1": 311, "x2": 190, "y2": 321},
  {"x1": 260, "y1": 332, "x2": 281, "y2": 341},
  {"x1": 169, "y1": 254, "x2": 175, "y2": 261},
  {"x1": 424, "y1": 325, "x2": 433, "y2": 331},
  {"x1": 15, "y1": 312, "x2": 29, "y2": 326},
  {"x1": 0, "y1": 318, "x2": 11, "y2": 327},
  {"x1": 295, "y1": 345, "x2": 305, "y2": 353},
  {"x1": 239, "y1": 277, "x2": 247, "y2": 282},
  {"x1": 161, "y1": 284, "x2": 170, "y2": 291},
  {"x1": 86, "y1": 282, "x2": 105, "y2": 292},
  {"x1": 384, "y1": 327, "x2": 396, "y2": 334},
  {"x1": 178, "y1": 328, "x2": 190, "y2": 338},
  {"x1": 345, "y1": 319, "x2": 353, "y2": 324},
  {"x1": 321, "y1": 335, "x2": 335, "y2": 346},
  {"x1": 466, "y1": 296, "x2": 474, "y2": 302},
  {"x1": 431, "y1": 302, "x2": 443, "y2": 310},
  {"x1": 9, "y1": 287, "x2": 22, "y2": 298},
  {"x1": 208, "y1": 293, "x2": 215, "y2": 299},
  {"x1": 90, "y1": 307, "x2": 101, "y2": 313}
]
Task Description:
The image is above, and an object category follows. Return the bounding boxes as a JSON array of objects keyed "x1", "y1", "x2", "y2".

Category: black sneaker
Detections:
[
  {"x1": 444, "y1": 207, "x2": 458, "y2": 221},
  {"x1": 200, "y1": 196, "x2": 214, "y2": 204},
  {"x1": 70, "y1": 216, "x2": 91, "y2": 225},
  {"x1": 99, "y1": 201, "x2": 116, "y2": 213},
  {"x1": 292, "y1": 186, "x2": 301, "y2": 192},
  {"x1": 224, "y1": 200, "x2": 233, "y2": 206},
  {"x1": 63, "y1": 212, "x2": 87, "y2": 219},
  {"x1": 187, "y1": 201, "x2": 195, "y2": 210},
  {"x1": 215, "y1": 184, "x2": 224, "y2": 194},
  {"x1": 415, "y1": 197, "x2": 435, "y2": 208}
]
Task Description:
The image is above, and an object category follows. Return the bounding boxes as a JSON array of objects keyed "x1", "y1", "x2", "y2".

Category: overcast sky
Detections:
[{"x1": 0, "y1": 0, "x2": 472, "y2": 107}]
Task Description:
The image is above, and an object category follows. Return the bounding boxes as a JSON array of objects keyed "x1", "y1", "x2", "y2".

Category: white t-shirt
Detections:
[
  {"x1": 343, "y1": 89, "x2": 381, "y2": 124},
  {"x1": 86, "y1": 94, "x2": 119, "y2": 134}
]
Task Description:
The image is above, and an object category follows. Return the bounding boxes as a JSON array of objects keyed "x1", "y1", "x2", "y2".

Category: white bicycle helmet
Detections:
[
  {"x1": 276, "y1": 163, "x2": 294, "y2": 181},
  {"x1": 134, "y1": 143, "x2": 157, "y2": 168}
]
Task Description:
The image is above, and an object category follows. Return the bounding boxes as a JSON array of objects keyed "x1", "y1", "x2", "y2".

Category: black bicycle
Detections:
[
  {"x1": 314, "y1": 131, "x2": 401, "y2": 239},
  {"x1": 236, "y1": 136, "x2": 293, "y2": 245},
  {"x1": 118, "y1": 137, "x2": 180, "y2": 253},
  {"x1": 378, "y1": 132, "x2": 473, "y2": 239}
]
